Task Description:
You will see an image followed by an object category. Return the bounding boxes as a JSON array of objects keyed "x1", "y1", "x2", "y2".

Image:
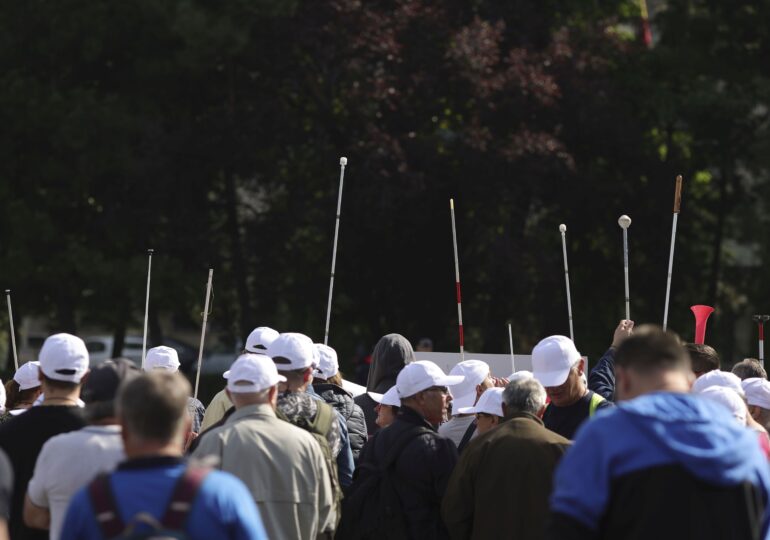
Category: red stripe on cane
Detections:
[
  {"x1": 456, "y1": 282, "x2": 462, "y2": 303},
  {"x1": 458, "y1": 324, "x2": 464, "y2": 346},
  {"x1": 760, "y1": 324, "x2": 765, "y2": 340}
]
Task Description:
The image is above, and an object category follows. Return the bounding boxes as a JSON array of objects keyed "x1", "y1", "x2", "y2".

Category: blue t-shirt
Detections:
[{"x1": 60, "y1": 457, "x2": 267, "y2": 540}]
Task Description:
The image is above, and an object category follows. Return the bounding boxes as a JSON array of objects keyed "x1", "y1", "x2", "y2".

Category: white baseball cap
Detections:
[
  {"x1": 508, "y1": 370, "x2": 533, "y2": 382},
  {"x1": 245, "y1": 327, "x2": 279, "y2": 354},
  {"x1": 224, "y1": 353, "x2": 287, "y2": 393},
  {"x1": 396, "y1": 360, "x2": 464, "y2": 398},
  {"x1": 369, "y1": 386, "x2": 400, "y2": 407},
  {"x1": 742, "y1": 378, "x2": 770, "y2": 410},
  {"x1": 458, "y1": 387, "x2": 504, "y2": 417},
  {"x1": 447, "y1": 360, "x2": 491, "y2": 410},
  {"x1": 692, "y1": 370, "x2": 745, "y2": 397},
  {"x1": 144, "y1": 346, "x2": 180, "y2": 372},
  {"x1": 532, "y1": 336, "x2": 581, "y2": 387},
  {"x1": 314, "y1": 344, "x2": 339, "y2": 379},
  {"x1": 39, "y1": 333, "x2": 89, "y2": 383},
  {"x1": 267, "y1": 333, "x2": 317, "y2": 371},
  {"x1": 14, "y1": 361, "x2": 41, "y2": 391},
  {"x1": 699, "y1": 386, "x2": 747, "y2": 425}
]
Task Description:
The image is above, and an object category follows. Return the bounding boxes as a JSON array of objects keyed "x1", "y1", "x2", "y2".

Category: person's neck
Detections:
[
  {"x1": 124, "y1": 441, "x2": 182, "y2": 460},
  {"x1": 42, "y1": 387, "x2": 80, "y2": 406},
  {"x1": 90, "y1": 417, "x2": 119, "y2": 426},
  {"x1": 623, "y1": 373, "x2": 691, "y2": 400}
]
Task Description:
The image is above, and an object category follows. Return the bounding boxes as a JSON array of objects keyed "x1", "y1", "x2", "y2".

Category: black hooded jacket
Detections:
[{"x1": 354, "y1": 333, "x2": 415, "y2": 435}]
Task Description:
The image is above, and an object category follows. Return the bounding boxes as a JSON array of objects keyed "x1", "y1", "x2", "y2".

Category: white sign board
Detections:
[{"x1": 413, "y1": 352, "x2": 533, "y2": 378}]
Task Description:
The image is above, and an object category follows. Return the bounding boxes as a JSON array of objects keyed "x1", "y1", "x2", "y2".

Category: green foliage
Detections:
[{"x1": 1, "y1": 0, "x2": 769, "y2": 377}]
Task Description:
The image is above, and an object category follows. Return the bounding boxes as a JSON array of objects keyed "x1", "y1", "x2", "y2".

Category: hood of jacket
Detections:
[{"x1": 366, "y1": 333, "x2": 415, "y2": 393}]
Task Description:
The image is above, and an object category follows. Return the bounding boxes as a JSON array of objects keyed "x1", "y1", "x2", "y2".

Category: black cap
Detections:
[{"x1": 81, "y1": 358, "x2": 141, "y2": 404}]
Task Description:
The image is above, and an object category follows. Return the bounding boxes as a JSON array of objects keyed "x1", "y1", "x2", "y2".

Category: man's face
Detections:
[
  {"x1": 475, "y1": 413, "x2": 500, "y2": 435},
  {"x1": 417, "y1": 386, "x2": 452, "y2": 426},
  {"x1": 545, "y1": 360, "x2": 585, "y2": 407}
]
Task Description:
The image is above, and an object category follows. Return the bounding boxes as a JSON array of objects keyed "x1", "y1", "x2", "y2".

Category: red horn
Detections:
[{"x1": 690, "y1": 305, "x2": 715, "y2": 344}]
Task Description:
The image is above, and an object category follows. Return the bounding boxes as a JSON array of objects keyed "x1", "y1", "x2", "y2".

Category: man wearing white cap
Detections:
[
  {"x1": 532, "y1": 335, "x2": 611, "y2": 440},
  {"x1": 193, "y1": 354, "x2": 336, "y2": 539},
  {"x1": 0, "y1": 362, "x2": 43, "y2": 423},
  {"x1": 200, "y1": 326, "x2": 279, "y2": 432},
  {"x1": 438, "y1": 360, "x2": 494, "y2": 448},
  {"x1": 340, "y1": 361, "x2": 462, "y2": 539},
  {"x1": 268, "y1": 332, "x2": 354, "y2": 490},
  {"x1": 456, "y1": 387, "x2": 505, "y2": 437},
  {"x1": 744, "y1": 378, "x2": 770, "y2": 433},
  {"x1": 313, "y1": 343, "x2": 368, "y2": 461},
  {"x1": 443, "y1": 378, "x2": 570, "y2": 540},
  {"x1": 144, "y1": 346, "x2": 206, "y2": 434},
  {"x1": 368, "y1": 386, "x2": 401, "y2": 429},
  {"x1": 0, "y1": 333, "x2": 89, "y2": 540}
]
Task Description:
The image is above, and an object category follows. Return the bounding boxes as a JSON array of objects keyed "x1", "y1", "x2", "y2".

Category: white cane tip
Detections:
[
  {"x1": 450, "y1": 198, "x2": 455, "y2": 210},
  {"x1": 618, "y1": 215, "x2": 632, "y2": 229},
  {"x1": 559, "y1": 224, "x2": 567, "y2": 233},
  {"x1": 339, "y1": 157, "x2": 347, "y2": 166}
]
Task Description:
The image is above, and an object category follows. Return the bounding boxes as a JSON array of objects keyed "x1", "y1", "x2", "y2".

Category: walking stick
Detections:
[
  {"x1": 141, "y1": 249, "x2": 153, "y2": 368},
  {"x1": 324, "y1": 157, "x2": 348, "y2": 345},
  {"x1": 450, "y1": 199, "x2": 465, "y2": 361},
  {"x1": 618, "y1": 215, "x2": 632, "y2": 320},
  {"x1": 5, "y1": 290, "x2": 18, "y2": 371},
  {"x1": 194, "y1": 269, "x2": 214, "y2": 400},
  {"x1": 508, "y1": 323, "x2": 515, "y2": 374},
  {"x1": 663, "y1": 176, "x2": 683, "y2": 331},
  {"x1": 559, "y1": 224, "x2": 575, "y2": 342}
]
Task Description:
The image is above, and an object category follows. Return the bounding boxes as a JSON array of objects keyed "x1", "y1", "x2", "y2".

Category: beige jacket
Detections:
[
  {"x1": 192, "y1": 403, "x2": 336, "y2": 539},
  {"x1": 200, "y1": 388, "x2": 232, "y2": 431}
]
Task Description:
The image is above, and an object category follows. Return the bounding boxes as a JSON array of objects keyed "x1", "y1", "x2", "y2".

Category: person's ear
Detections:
[{"x1": 536, "y1": 405, "x2": 546, "y2": 419}]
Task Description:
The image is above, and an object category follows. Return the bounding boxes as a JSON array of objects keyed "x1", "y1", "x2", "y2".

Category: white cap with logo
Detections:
[
  {"x1": 369, "y1": 386, "x2": 401, "y2": 407},
  {"x1": 396, "y1": 360, "x2": 464, "y2": 398},
  {"x1": 447, "y1": 360, "x2": 491, "y2": 410},
  {"x1": 314, "y1": 344, "x2": 339, "y2": 379},
  {"x1": 39, "y1": 333, "x2": 89, "y2": 384},
  {"x1": 742, "y1": 377, "x2": 770, "y2": 410},
  {"x1": 14, "y1": 361, "x2": 41, "y2": 391},
  {"x1": 245, "y1": 327, "x2": 280, "y2": 354},
  {"x1": 144, "y1": 346, "x2": 180, "y2": 372},
  {"x1": 457, "y1": 387, "x2": 504, "y2": 417},
  {"x1": 532, "y1": 336, "x2": 581, "y2": 388},
  {"x1": 267, "y1": 333, "x2": 317, "y2": 371},
  {"x1": 225, "y1": 353, "x2": 287, "y2": 394},
  {"x1": 692, "y1": 370, "x2": 745, "y2": 397}
]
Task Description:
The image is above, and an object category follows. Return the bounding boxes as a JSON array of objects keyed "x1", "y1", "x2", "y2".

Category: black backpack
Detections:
[
  {"x1": 337, "y1": 425, "x2": 432, "y2": 540},
  {"x1": 87, "y1": 467, "x2": 209, "y2": 539}
]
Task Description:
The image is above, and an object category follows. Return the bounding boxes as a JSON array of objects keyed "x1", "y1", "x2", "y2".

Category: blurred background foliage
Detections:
[{"x1": 1, "y1": 0, "x2": 769, "y2": 380}]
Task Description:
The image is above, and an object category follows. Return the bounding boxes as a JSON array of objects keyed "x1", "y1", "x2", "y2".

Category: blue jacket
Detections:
[
  {"x1": 61, "y1": 457, "x2": 267, "y2": 540},
  {"x1": 549, "y1": 392, "x2": 770, "y2": 539},
  {"x1": 587, "y1": 347, "x2": 616, "y2": 401}
]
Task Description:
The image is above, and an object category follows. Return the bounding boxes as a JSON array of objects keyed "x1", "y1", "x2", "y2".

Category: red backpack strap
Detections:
[
  {"x1": 160, "y1": 467, "x2": 210, "y2": 531},
  {"x1": 88, "y1": 473, "x2": 125, "y2": 539}
]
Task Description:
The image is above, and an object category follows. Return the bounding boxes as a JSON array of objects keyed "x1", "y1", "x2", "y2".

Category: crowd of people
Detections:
[{"x1": 1, "y1": 321, "x2": 770, "y2": 539}]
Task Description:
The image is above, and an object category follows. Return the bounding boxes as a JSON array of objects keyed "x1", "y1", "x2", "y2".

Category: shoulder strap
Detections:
[
  {"x1": 311, "y1": 401, "x2": 335, "y2": 435},
  {"x1": 160, "y1": 467, "x2": 210, "y2": 531},
  {"x1": 456, "y1": 419, "x2": 477, "y2": 453},
  {"x1": 381, "y1": 425, "x2": 433, "y2": 469},
  {"x1": 88, "y1": 473, "x2": 125, "y2": 539},
  {"x1": 589, "y1": 392, "x2": 606, "y2": 416}
]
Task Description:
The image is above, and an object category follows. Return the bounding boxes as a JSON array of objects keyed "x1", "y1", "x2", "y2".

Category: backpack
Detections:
[
  {"x1": 276, "y1": 399, "x2": 342, "y2": 518},
  {"x1": 337, "y1": 425, "x2": 433, "y2": 540},
  {"x1": 87, "y1": 467, "x2": 209, "y2": 539}
]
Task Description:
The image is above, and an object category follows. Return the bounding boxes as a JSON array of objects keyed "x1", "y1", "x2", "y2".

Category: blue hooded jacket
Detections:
[{"x1": 551, "y1": 392, "x2": 770, "y2": 537}]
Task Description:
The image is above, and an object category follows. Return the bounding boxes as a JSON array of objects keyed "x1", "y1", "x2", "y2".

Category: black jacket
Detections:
[
  {"x1": 356, "y1": 333, "x2": 415, "y2": 435},
  {"x1": 315, "y1": 383, "x2": 368, "y2": 461},
  {"x1": 354, "y1": 406, "x2": 458, "y2": 540}
]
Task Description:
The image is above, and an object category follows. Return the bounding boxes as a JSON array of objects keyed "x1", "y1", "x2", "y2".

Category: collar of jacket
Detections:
[
  {"x1": 503, "y1": 411, "x2": 544, "y2": 426},
  {"x1": 399, "y1": 405, "x2": 438, "y2": 431},
  {"x1": 228, "y1": 402, "x2": 277, "y2": 423}
]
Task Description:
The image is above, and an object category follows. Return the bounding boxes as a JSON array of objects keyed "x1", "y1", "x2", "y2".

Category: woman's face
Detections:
[
  {"x1": 475, "y1": 413, "x2": 500, "y2": 435},
  {"x1": 375, "y1": 404, "x2": 397, "y2": 428}
]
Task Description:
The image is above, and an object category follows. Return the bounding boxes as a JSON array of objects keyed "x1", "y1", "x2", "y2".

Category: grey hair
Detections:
[{"x1": 502, "y1": 378, "x2": 547, "y2": 416}]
